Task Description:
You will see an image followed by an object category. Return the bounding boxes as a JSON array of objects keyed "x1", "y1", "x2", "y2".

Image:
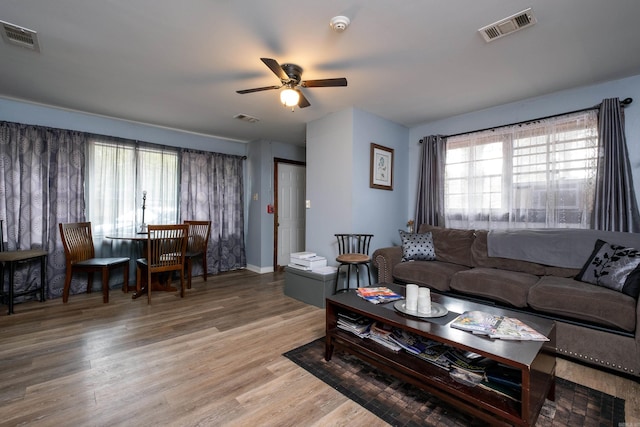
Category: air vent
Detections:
[
  {"x1": 478, "y1": 8, "x2": 536, "y2": 43},
  {"x1": 0, "y1": 20, "x2": 40, "y2": 52},
  {"x1": 233, "y1": 113, "x2": 260, "y2": 123}
]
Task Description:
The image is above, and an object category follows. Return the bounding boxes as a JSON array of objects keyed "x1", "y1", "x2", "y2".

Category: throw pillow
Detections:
[
  {"x1": 399, "y1": 229, "x2": 436, "y2": 262},
  {"x1": 575, "y1": 239, "x2": 640, "y2": 299}
]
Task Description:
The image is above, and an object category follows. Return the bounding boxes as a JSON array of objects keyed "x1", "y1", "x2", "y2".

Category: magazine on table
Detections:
[
  {"x1": 337, "y1": 311, "x2": 373, "y2": 337},
  {"x1": 368, "y1": 322, "x2": 402, "y2": 352},
  {"x1": 356, "y1": 287, "x2": 403, "y2": 304},
  {"x1": 450, "y1": 311, "x2": 505, "y2": 334},
  {"x1": 487, "y1": 317, "x2": 549, "y2": 341},
  {"x1": 450, "y1": 310, "x2": 548, "y2": 341}
]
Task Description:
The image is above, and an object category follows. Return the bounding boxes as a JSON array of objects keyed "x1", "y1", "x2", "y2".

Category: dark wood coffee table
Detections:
[{"x1": 325, "y1": 283, "x2": 556, "y2": 427}]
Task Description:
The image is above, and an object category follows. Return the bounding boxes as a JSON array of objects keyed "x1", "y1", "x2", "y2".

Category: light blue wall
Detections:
[
  {"x1": 0, "y1": 97, "x2": 247, "y2": 154},
  {"x1": 246, "y1": 139, "x2": 305, "y2": 272},
  {"x1": 408, "y1": 74, "x2": 640, "y2": 220},
  {"x1": 307, "y1": 109, "x2": 354, "y2": 261},
  {"x1": 306, "y1": 108, "x2": 409, "y2": 264}
]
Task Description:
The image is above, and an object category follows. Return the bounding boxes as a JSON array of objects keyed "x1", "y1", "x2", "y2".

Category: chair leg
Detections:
[
  {"x1": 147, "y1": 270, "x2": 152, "y2": 305},
  {"x1": 180, "y1": 271, "x2": 185, "y2": 298},
  {"x1": 87, "y1": 273, "x2": 94, "y2": 294},
  {"x1": 202, "y1": 253, "x2": 207, "y2": 281},
  {"x1": 101, "y1": 268, "x2": 109, "y2": 304},
  {"x1": 63, "y1": 268, "x2": 73, "y2": 303},
  {"x1": 187, "y1": 258, "x2": 193, "y2": 289},
  {"x1": 334, "y1": 264, "x2": 343, "y2": 294},
  {"x1": 364, "y1": 263, "x2": 372, "y2": 286},
  {"x1": 122, "y1": 263, "x2": 129, "y2": 293},
  {"x1": 136, "y1": 265, "x2": 145, "y2": 293}
]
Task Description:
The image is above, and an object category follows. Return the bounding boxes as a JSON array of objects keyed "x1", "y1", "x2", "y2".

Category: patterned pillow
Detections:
[
  {"x1": 399, "y1": 230, "x2": 436, "y2": 262},
  {"x1": 575, "y1": 239, "x2": 640, "y2": 298}
]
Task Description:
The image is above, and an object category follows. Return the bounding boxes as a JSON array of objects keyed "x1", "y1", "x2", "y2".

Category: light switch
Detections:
[
  {"x1": 305, "y1": 200, "x2": 311, "y2": 209},
  {"x1": 253, "y1": 193, "x2": 258, "y2": 201}
]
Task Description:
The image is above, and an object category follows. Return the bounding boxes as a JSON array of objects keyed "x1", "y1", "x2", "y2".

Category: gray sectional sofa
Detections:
[{"x1": 372, "y1": 224, "x2": 640, "y2": 377}]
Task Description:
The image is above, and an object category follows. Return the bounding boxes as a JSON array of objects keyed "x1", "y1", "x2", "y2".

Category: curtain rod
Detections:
[{"x1": 444, "y1": 97, "x2": 633, "y2": 139}]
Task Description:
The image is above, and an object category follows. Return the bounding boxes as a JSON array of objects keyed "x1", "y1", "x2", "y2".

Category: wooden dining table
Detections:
[{"x1": 105, "y1": 232, "x2": 178, "y2": 299}]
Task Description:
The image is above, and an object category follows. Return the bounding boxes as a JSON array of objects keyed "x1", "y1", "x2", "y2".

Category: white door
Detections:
[{"x1": 277, "y1": 163, "x2": 306, "y2": 267}]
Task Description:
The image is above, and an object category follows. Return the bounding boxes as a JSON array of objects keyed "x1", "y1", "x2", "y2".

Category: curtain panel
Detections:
[
  {"x1": 592, "y1": 98, "x2": 640, "y2": 232},
  {"x1": 0, "y1": 121, "x2": 86, "y2": 299},
  {"x1": 414, "y1": 135, "x2": 446, "y2": 227},
  {"x1": 180, "y1": 150, "x2": 246, "y2": 274}
]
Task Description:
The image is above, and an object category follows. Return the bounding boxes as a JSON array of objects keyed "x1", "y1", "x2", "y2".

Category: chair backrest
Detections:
[
  {"x1": 59, "y1": 222, "x2": 96, "y2": 263},
  {"x1": 146, "y1": 224, "x2": 189, "y2": 273},
  {"x1": 184, "y1": 220, "x2": 211, "y2": 254},
  {"x1": 335, "y1": 234, "x2": 373, "y2": 256}
]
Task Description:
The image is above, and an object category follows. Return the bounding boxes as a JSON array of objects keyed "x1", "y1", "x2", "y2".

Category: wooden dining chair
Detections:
[
  {"x1": 59, "y1": 222, "x2": 130, "y2": 303},
  {"x1": 183, "y1": 220, "x2": 211, "y2": 289},
  {"x1": 136, "y1": 224, "x2": 189, "y2": 304}
]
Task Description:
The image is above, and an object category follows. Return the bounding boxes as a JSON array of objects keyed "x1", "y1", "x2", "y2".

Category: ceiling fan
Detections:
[{"x1": 236, "y1": 58, "x2": 347, "y2": 109}]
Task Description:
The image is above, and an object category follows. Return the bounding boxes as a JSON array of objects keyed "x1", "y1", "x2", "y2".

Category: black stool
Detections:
[{"x1": 333, "y1": 234, "x2": 373, "y2": 294}]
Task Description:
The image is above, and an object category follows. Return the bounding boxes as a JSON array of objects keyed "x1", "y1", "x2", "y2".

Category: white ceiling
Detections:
[{"x1": 1, "y1": 1, "x2": 640, "y2": 146}]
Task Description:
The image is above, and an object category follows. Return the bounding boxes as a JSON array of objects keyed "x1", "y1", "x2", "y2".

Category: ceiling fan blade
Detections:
[
  {"x1": 236, "y1": 85, "x2": 280, "y2": 94},
  {"x1": 301, "y1": 78, "x2": 347, "y2": 88},
  {"x1": 296, "y1": 89, "x2": 310, "y2": 108},
  {"x1": 260, "y1": 58, "x2": 289, "y2": 81}
]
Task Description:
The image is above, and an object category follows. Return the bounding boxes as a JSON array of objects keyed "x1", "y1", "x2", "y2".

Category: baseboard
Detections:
[{"x1": 246, "y1": 264, "x2": 274, "y2": 274}]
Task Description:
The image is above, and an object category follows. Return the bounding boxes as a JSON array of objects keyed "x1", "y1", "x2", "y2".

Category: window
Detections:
[
  {"x1": 444, "y1": 110, "x2": 598, "y2": 229},
  {"x1": 86, "y1": 139, "x2": 179, "y2": 236}
]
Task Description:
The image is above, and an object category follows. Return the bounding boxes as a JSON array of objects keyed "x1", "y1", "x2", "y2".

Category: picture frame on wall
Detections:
[{"x1": 370, "y1": 143, "x2": 394, "y2": 190}]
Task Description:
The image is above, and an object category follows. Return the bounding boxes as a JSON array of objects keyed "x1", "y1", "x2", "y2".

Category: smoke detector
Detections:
[
  {"x1": 329, "y1": 16, "x2": 350, "y2": 33},
  {"x1": 478, "y1": 8, "x2": 537, "y2": 42}
]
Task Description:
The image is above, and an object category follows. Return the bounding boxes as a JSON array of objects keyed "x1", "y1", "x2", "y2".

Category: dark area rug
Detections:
[{"x1": 284, "y1": 338, "x2": 625, "y2": 427}]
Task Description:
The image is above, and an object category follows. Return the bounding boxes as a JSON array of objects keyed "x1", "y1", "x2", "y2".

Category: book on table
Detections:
[{"x1": 356, "y1": 286, "x2": 403, "y2": 304}]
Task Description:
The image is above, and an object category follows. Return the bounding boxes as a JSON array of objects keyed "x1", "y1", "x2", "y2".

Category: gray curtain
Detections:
[
  {"x1": 414, "y1": 135, "x2": 446, "y2": 228},
  {"x1": 0, "y1": 122, "x2": 86, "y2": 299},
  {"x1": 592, "y1": 98, "x2": 640, "y2": 232},
  {"x1": 180, "y1": 150, "x2": 246, "y2": 274}
]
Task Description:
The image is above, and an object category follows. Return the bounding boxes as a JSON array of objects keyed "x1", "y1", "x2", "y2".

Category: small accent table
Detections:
[
  {"x1": 105, "y1": 233, "x2": 178, "y2": 299},
  {"x1": 0, "y1": 249, "x2": 48, "y2": 314}
]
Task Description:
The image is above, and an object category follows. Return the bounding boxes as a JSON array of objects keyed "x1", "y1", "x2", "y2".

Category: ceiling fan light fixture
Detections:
[{"x1": 280, "y1": 88, "x2": 300, "y2": 108}]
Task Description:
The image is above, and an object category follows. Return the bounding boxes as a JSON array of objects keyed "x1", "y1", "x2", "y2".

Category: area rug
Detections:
[{"x1": 284, "y1": 338, "x2": 625, "y2": 427}]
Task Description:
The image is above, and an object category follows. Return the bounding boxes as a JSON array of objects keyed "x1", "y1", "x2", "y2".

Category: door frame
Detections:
[{"x1": 273, "y1": 157, "x2": 306, "y2": 271}]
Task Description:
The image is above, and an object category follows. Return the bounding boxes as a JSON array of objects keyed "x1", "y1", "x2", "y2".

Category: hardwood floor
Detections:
[{"x1": 0, "y1": 270, "x2": 637, "y2": 426}]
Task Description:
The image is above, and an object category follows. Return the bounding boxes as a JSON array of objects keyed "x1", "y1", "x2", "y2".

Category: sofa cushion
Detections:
[
  {"x1": 418, "y1": 224, "x2": 475, "y2": 267},
  {"x1": 575, "y1": 239, "x2": 640, "y2": 299},
  {"x1": 471, "y1": 230, "x2": 546, "y2": 275},
  {"x1": 528, "y1": 276, "x2": 636, "y2": 332},
  {"x1": 398, "y1": 230, "x2": 436, "y2": 262},
  {"x1": 393, "y1": 260, "x2": 469, "y2": 292},
  {"x1": 449, "y1": 267, "x2": 539, "y2": 308}
]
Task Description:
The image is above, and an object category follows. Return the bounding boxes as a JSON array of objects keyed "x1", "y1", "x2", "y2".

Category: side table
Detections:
[{"x1": 0, "y1": 249, "x2": 48, "y2": 314}]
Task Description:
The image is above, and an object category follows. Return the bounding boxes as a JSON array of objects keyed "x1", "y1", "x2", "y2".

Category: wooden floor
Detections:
[{"x1": 0, "y1": 270, "x2": 638, "y2": 426}]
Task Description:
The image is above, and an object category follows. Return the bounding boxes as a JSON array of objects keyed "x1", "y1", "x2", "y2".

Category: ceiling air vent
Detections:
[
  {"x1": 478, "y1": 8, "x2": 537, "y2": 43},
  {"x1": 233, "y1": 113, "x2": 260, "y2": 124},
  {"x1": 0, "y1": 20, "x2": 40, "y2": 52}
]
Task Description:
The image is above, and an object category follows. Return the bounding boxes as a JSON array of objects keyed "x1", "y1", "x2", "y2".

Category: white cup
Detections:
[
  {"x1": 417, "y1": 287, "x2": 431, "y2": 314},
  {"x1": 405, "y1": 284, "x2": 418, "y2": 311}
]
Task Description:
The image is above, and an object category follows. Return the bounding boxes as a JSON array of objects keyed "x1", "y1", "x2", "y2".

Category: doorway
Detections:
[{"x1": 274, "y1": 158, "x2": 306, "y2": 270}]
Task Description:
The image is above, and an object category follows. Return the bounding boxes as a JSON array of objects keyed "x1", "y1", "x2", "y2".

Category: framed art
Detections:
[{"x1": 370, "y1": 143, "x2": 394, "y2": 190}]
